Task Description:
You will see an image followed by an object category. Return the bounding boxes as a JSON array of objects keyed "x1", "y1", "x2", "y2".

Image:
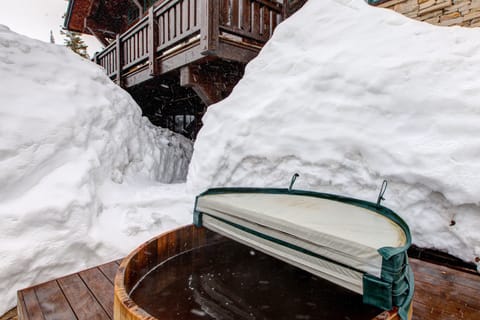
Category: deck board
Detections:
[
  {"x1": 33, "y1": 281, "x2": 76, "y2": 320},
  {"x1": 97, "y1": 262, "x2": 119, "y2": 285},
  {"x1": 57, "y1": 274, "x2": 109, "y2": 320},
  {"x1": 77, "y1": 268, "x2": 115, "y2": 319},
  {"x1": 17, "y1": 258, "x2": 480, "y2": 320},
  {"x1": 18, "y1": 288, "x2": 43, "y2": 320}
]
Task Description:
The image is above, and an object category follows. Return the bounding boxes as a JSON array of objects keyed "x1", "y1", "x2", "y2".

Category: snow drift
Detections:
[
  {"x1": 188, "y1": 0, "x2": 480, "y2": 269},
  {"x1": 0, "y1": 25, "x2": 192, "y2": 313}
]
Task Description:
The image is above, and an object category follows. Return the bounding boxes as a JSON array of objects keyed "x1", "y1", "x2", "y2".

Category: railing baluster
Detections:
[
  {"x1": 232, "y1": 0, "x2": 239, "y2": 28},
  {"x1": 148, "y1": 7, "x2": 159, "y2": 76},
  {"x1": 137, "y1": 32, "x2": 140, "y2": 59},
  {"x1": 183, "y1": 0, "x2": 190, "y2": 31},
  {"x1": 115, "y1": 34, "x2": 122, "y2": 86},
  {"x1": 220, "y1": 0, "x2": 229, "y2": 26},
  {"x1": 125, "y1": 40, "x2": 129, "y2": 64},
  {"x1": 193, "y1": 0, "x2": 198, "y2": 26},
  {"x1": 129, "y1": 38, "x2": 133, "y2": 63},
  {"x1": 252, "y1": 1, "x2": 260, "y2": 36},
  {"x1": 158, "y1": 16, "x2": 163, "y2": 45},
  {"x1": 134, "y1": 34, "x2": 138, "y2": 61},
  {"x1": 262, "y1": 5, "x2": 270, "y2": 38},
  {"x1": 271, "y1": 10, "x2": 278, "y2": 33},
  {"x1": 139, "y1": 29, "x2": 143, "y2": 57},
  {"x1": 241, "y1": 0, "x2": 251, "y2": 31},
  {"x1": 178, "y1": 1, "x2": 183, "y2": 35},
  {"x1": 129, "y1": 37, "x2": 133, "y2": 63},
  {"x1": 170, "y1": 7, "x2": 175, "y2": 39},
  {"x1": 145, "y1": 27, "x2": 148, "y2": 54}
]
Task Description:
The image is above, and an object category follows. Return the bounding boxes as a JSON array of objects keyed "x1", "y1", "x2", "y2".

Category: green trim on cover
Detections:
[
  {"x1": 363, "y1": 274, "x2": 393, "y2": 310},
  {"x1": 193, "y1": 187, "x2": 414, "y2": 320}
]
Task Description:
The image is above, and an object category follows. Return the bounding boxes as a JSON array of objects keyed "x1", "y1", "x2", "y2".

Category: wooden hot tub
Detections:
[{"x1": 114, "y1": 224, "x2": 409, "y2": 320}]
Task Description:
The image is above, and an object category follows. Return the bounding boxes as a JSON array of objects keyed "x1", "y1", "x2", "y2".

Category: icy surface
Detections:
[
  {"x1": 188, "y1": 0, "x2": 480, "y2": 268},
  {"x1": 0, "y1": 25, "x2": 193, "y2": 313}
]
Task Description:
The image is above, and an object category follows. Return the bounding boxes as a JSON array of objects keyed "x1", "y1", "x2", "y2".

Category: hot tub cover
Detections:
[{"x1": 193, "y1": 188, "x2": 414, "y2": 319}]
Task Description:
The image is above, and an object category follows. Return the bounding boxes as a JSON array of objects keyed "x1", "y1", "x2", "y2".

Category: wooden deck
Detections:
[
  {"x1": 17, "y1": 258, "x2": 480, "y2": 320},
  {"x1": 17, "y1": 260, "x2": 122, "y2": 320}
]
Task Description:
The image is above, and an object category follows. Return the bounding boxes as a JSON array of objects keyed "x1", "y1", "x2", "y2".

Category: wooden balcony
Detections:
[
  {"x1": 94, "y1": 0, "x2": 289, "y2": 90},
  {"x1": 78, "y1": 0, "x2": 307, "y2": 138}
]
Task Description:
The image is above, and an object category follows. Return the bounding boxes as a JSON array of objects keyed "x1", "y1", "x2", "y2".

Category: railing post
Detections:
[
  {"x1": 282, "y1": 1, "x2": 289, "y2": 20},
  {"x1": 148, "y1": 6, "x2": 159, "y2": 76},
  {"x1": 93, "y1": 52, "x2": 99, "y2": 65},
  {"x1": 200, "y1": 0, "x2": 219, "y2": 55},
  {"x1": 115, "y1": 34, "x2": 122, "y2": 86}
]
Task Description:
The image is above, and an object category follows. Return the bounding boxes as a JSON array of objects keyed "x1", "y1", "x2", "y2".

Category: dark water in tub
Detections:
[{"x1": 130, "y1": 239, "x2": 382, "y2": 320}]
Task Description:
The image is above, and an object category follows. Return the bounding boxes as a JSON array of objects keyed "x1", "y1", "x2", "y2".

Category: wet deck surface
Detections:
[
  {"x1": 17, "y1": 260, "x2": 122, "y2": 320},
  {"x1": 17, "y1": 258, "x2": 480, "y2": 320}
]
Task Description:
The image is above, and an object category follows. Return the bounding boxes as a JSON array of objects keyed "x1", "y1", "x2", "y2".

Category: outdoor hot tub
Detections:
[{"x1": 114, "y1": 224, "x2": 411, "y2": 320}]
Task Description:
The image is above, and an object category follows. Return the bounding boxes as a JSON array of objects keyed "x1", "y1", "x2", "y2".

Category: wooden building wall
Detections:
[{"x1": 372, "y1": 0, "x2": 480, "y2": 27}]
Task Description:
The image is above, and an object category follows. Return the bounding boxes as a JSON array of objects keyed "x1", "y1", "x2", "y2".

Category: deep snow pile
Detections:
[
  {"x1": 188, "y1": 0, "x2": 480, "y2": 268},
  {"x1": 0, "y1": 25, "x2": 192, "y2": 313}
]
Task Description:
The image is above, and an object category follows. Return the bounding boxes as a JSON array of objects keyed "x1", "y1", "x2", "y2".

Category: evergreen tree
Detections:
[{"x1": 61, "y1": 30, "x2": 89, "y2": 59}]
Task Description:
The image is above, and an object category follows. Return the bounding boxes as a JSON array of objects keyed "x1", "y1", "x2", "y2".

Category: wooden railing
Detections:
[
  {"x1": 95, "y1": 0, "x2": 291, "y2": 86},
  {"x1": 219, "y1": 0, "x2": 283, "y2": 43}
]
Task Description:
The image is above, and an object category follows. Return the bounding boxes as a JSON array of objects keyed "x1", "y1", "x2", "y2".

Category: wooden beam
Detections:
[
  {"x1": 180, "y1": 63, "x2": 243, "y2": 106},
  {"x1": 180, "y1": 65, "x2": 217, "y2": 105}
]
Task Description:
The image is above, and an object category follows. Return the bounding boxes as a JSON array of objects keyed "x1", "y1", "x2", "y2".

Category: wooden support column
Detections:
[
  {"x1": 148, "y1": 7, "x2": 159, "y2": 76},
  {"x1": 200, "y1": 0, "x2": 219, "y2": 55},
  {"x1": 115, "y1": 34, "x2": 122, "y2": 86}
]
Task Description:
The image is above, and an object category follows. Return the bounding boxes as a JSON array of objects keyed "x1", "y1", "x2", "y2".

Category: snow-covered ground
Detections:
[
  {"x1": 0, "y1": 25, "x2": 193, "y2": 313},
  {"x1": 188, "y1": 0, "x2": 480, "y2": 269},
  {"x1": 2, "y1": 0, "x2": 480, "y2": 315}
]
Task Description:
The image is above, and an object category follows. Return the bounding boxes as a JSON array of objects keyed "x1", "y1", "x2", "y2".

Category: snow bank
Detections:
[
  {"x1": 0, "y1": 25, "x2": 193, "y2": 313},
  {"x1": 188, "y1": 0, "x2": 480, "y2": 268}
]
